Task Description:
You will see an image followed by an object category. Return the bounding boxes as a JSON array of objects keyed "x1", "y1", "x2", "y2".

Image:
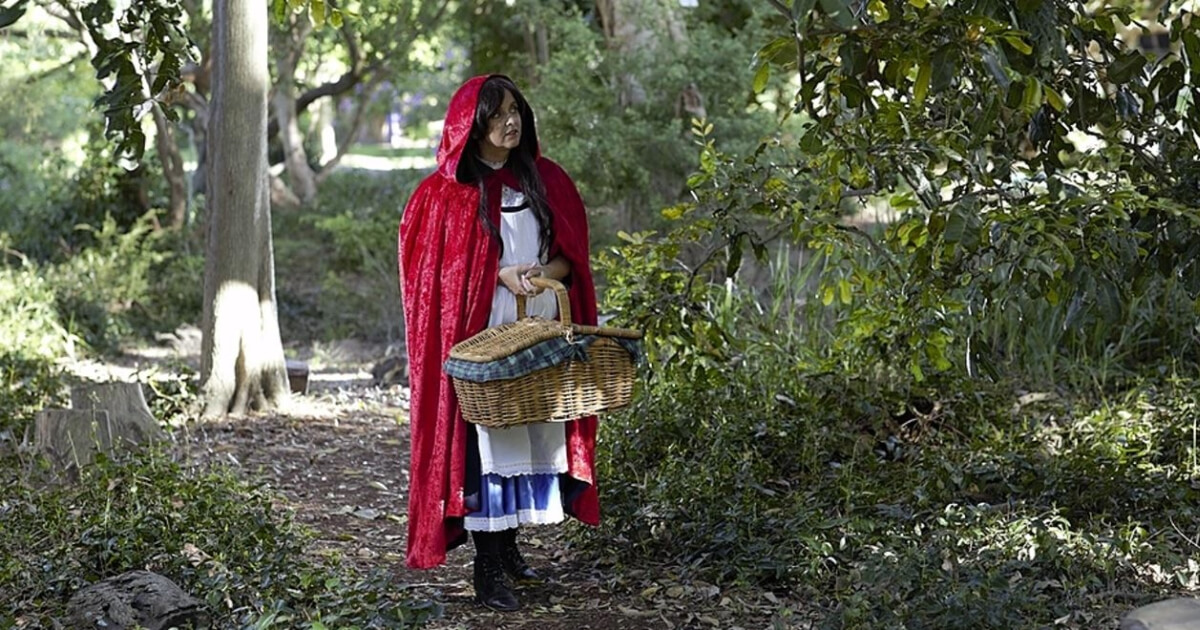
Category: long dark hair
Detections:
[{"x1": 456, "y1": 76, "x2": 554, "y2": 261}]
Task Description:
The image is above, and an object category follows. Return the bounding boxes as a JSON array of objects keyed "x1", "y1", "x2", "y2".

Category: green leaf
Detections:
[
  {"x1": 841, "y1": 78, "x2": 867, "y2": 108},
  {"x1": 0, "y1": 0, "x2": 29, "y2": 29},
  {"x1": 754, "y1": 36, "x2": 794, "y2": 67},
  {"x1": 819, "y1": 0, "x2": 855, "y2": 29},
  {"x1": 1021, "y1": 77, "x2": 1043, "y2": 113},
  {"x1": 913, "y1": 61, "x2": 931, "y2": 105},
  {"x1": 930, "y1": 46, "x2": 957, "y2": 93},
  {"x1": 727, "y1": 236, "x2": 744, "y2": 278},
  {"x1": 1002, "y1": 33, "x2": 1033, "y2": 55},
  {"x1": 821, "y1": 285, "x2": 835, "y2": 306},
  {"x1": 1107, "y1": 52, "x2": 1147, "y2": 85},
  {"x1": 794, "y1": 0, "x2": 818, "y2": 31},
  {"x1": 943, "y1": 211, "x2": 966, "y2": 244},
  {"x1": 1044, "y1": 84, "x2": 1066, "y2": 111},
  {"x1": 909, "y1": 356, "x2": 925, "y2": 381},
  {"x1": 311, "y1": 0, "x2": 325, "y2": 26},
  {"x1": 838, "y1": 278, "x2": 852, "y2": 304},
  {"x1": 752, "y1": 63, "x2": 771, "y2": 95},
  {"x1": 981, "y1": 46, "x2": 1011, "y2": 89}
]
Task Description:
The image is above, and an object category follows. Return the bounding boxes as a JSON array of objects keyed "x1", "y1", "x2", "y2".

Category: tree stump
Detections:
[
  {"x1": 66, "y1": 570, "x2": 204, "y2": 630},
  {"x1": 70, "y1": 382, "x2": 162, "y2": 442},
  {"x1": 34, "y1": 382, "x2": 164, "y2": 470},
  {"x1": 34, "y1": 409, "x2": 113, "y2": 470}
]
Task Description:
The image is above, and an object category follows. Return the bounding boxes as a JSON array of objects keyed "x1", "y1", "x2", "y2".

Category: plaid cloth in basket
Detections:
[{"x1": 444, "y1": 334, "x2": 642, "y2": 383}]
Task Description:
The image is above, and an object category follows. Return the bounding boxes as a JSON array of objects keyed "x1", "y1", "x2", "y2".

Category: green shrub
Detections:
[
  {"x1": 45, "y1": 214, "x2": 166, "y2": 351},
  {"x1": 275, "y1": 169, "x2": 422, "y2": 343},
  {"x1": 0, "y1": 447, "x2": 438, "y2": 628},
  {"x1": 0, "y1": 124, "x2": 168, "y2": 264},
  {"x1": 136, "y1": 226, "x2": 206, "y2": 336},
  {"x1": 0, "y1": 353, "x2": 67, "y2": 445},
  {"x1": 0, "y1": 141, "x2": 75, "y2": 261},
  {"x1": 587, "y1": 241, "x2": 1200, "y2": 627},
  {"x1": 0, "y1": 255, "x2": 79, "y2": 361}
]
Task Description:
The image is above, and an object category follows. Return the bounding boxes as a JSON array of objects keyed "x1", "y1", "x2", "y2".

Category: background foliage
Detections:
[{"x1": 4, "y1": 0, "x2": 1200, "y2": 627}]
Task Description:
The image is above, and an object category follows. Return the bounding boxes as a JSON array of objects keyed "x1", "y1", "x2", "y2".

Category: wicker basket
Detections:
[{"x1": 445, "y1": 277, "x2": 642, "y2": 429}]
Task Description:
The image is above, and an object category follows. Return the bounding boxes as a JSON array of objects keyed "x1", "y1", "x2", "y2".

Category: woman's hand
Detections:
[{"x1": 499, "y1": 263, "x2": 543, "y2": 296}]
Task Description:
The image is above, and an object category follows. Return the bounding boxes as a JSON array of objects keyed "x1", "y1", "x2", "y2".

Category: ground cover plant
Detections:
[{"x1": 0, "y1": 446, "x2": 439, "y2": 629}]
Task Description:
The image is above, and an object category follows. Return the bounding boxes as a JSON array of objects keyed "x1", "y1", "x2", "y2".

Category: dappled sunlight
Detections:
[{"x1": 338, "y1": 152, "x2": 436, "y2": 171}]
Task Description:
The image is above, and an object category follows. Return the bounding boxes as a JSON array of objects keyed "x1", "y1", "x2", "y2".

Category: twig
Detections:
[{"x1": 1170, "y1": 515, "x2": 1200, "y2": 551}]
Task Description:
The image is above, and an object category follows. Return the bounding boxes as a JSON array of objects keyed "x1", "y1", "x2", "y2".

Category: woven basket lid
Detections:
[{"x1": 448, "y1": 317, "x2": 569, "y2": 362}]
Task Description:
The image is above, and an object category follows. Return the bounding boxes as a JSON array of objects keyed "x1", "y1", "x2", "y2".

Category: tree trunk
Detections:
[
  {"x1": 272, "y1": 23, "x2": 318, "y2": 206},
  {"x1": 595, "y1": 0, "x2": 688, "y2": 106},
  {"x1": 201, "y1": 0, "x2": 289, "y2": 418},
  {"x1": 594, "y1": 0, "x2": 689, "y2": 233},
  {"x1": 151, "y1": 103, "x2": 189, "y2": 227}
]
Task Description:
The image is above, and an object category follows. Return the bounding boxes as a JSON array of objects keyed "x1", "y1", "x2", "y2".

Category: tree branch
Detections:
[
  {"x1": 268, "y1": 20, "x2": 363, "y2": 139},
  {"x1": 4, "y1": 27, "x2": 76, "y2": 39},
  {"x1": 40, "y1": 0, "x2": 83, "y2": 32},
  {"x1": 23, "y1": 51, "x2": 85, "y2": 84},
  {"x1": 315, "y1": 81, "x2": 372, "y2": 183}
]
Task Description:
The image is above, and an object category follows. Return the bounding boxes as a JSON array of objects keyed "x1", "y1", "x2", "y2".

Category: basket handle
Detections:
[{"x1": 516, "y1": 276, "x2": 572, "y2": 324}]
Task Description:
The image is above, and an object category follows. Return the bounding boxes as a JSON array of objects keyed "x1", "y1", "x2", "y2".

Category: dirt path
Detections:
[{"x1": 77, "y1": 342, "x2": 811, "y2": 629}]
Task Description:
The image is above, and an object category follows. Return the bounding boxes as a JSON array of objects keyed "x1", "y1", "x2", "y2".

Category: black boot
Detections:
[
  {"x1": 500, "y1": 528, "x2": 542, "y2": 584},
  {"x1": 472, "y1": 532, "x2": 520, "y2": 611}
]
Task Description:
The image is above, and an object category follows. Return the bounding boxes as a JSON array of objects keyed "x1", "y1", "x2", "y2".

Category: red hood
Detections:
[{"x1": 437, "y1": 74, "x2": 540, "y2": 181}]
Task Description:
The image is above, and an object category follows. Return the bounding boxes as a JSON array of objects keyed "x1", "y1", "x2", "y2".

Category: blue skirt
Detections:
[{"x1": 463, "y1": 472, "x2": 564, "y2": 531}]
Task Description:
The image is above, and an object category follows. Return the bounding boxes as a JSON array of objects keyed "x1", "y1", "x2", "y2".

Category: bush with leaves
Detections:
[
  {"x1": 0, "y1": 352, "x2": 66, "y2": 448},
  {"x1": 0, "y1": 447, "x2": 438, "y2": 629},
  {"x1": 581, "y1": 2, "x2": 1200, "y2": 625},
  {"x1": 586, "y1": 261, "x2": 1200, "y2": 625},
  {"x1": 274, "y1": 169, "x2": 423, "y2": 343}
]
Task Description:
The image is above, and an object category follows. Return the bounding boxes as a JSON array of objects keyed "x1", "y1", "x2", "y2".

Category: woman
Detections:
[{"x1": 398, "y1": 75, "x2": 600, "y2": 612}]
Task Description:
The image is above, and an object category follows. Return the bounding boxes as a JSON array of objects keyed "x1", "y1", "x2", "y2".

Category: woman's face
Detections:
[{"x1": 481, "y1": 89, "x2": 521, "y2": 158}]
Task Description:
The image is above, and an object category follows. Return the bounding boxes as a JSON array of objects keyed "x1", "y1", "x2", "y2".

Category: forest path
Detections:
[{"x1": 69, "y1": 336, "x2": 812, "y2": 630}]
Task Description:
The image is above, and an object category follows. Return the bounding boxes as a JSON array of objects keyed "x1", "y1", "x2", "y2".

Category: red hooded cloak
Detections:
[{"x1": 398, "y1": 75, "x2": 600, "y2": 570}]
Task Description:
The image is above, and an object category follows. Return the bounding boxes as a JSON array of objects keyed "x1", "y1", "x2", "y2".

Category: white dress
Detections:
[{"x1": 463, "y1": 183, "x2": 569, "y2": 531}]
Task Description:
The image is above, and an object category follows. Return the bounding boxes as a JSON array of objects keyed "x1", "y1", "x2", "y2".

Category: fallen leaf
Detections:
[
  {"x1": 181, "y1": 543, "x2": 209, "y2": 566},
  {"x1": 352, "y1": 507, "x2": 381, "y2": 520},
  {"x1": 641, "y1": 586, "x2": 661, "y2": 599},
  {"x1": 369, "y1": 481, "x2": 389, "y2": 491}
]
